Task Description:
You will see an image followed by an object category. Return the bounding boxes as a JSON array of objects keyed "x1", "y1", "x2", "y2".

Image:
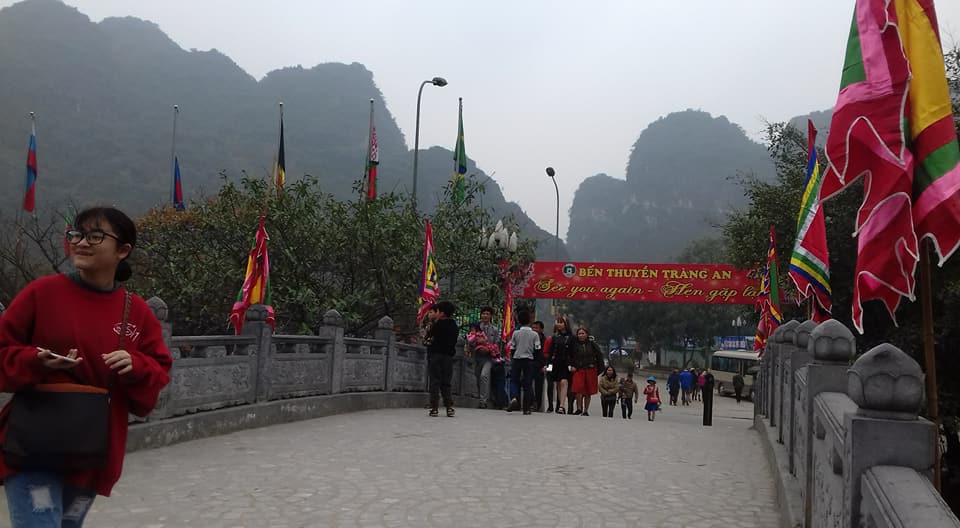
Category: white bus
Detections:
[{"x1": 710, "y1": 349, "x2": 760, "y2": 400}]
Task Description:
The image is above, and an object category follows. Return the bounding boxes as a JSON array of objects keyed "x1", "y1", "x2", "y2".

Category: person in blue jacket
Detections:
[{"x1": 679, "y1": 368, "x2": 694, "y2": 406}]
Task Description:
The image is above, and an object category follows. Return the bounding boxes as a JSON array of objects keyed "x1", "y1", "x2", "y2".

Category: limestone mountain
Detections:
[
  {"x1": 0, "y1": 0, "x2": 559, "y2": 254},
  {"x1": 567, "y1": 110, "x2": 777, "y2": 262}
]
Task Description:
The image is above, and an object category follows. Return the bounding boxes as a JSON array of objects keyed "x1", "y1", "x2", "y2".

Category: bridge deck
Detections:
[{"x1": 2, "y1": 394, "x2": 779, "y2": 527}]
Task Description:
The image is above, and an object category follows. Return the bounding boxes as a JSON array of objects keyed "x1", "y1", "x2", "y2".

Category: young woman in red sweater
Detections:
[{"x1": 0, "y1": 207, "x2": 172, "y2": 527}]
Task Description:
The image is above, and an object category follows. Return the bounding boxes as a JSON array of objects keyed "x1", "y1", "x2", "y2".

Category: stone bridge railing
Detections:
[
  {"x1": 124, "y1": 299, "x2": 482, "y2": 448},
  {"x1": 755, "y1": 318, "x2": 959, "y2": 528}
]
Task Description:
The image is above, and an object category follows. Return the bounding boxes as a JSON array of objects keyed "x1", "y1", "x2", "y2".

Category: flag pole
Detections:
[
  {"x1": 918, "y1": 239, "x2": 941, "y2": 491},
  {"x1": 169, "y1": 105, "x2": 179, "y2": 208},
  {"x1": 364, "y1": 98, "x2": 374, "y2": 200}
]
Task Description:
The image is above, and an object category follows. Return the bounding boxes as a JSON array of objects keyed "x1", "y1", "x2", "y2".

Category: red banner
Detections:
[{"x1": 519, "y1": 262, "x2": 760, "y2": 304}]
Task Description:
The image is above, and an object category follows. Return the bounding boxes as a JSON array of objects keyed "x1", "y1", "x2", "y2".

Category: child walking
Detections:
[
  {"x1": 643, "y1": 376, "x2": 661, "y2": 421},
  {"x1": 619, "y1": 373, "x2": 639, "y2": 419}
]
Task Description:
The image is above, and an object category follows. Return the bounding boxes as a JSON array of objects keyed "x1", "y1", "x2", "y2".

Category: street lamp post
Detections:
[
  {"x1": 732, "y1": 316, "x2": 745, "y2": 349},
  {"x1": 545, "y1": 167, "x2": 559, "y2": 261},
  {"x1": 412, "y1": 76, "x2": 448, "y2": 209}
]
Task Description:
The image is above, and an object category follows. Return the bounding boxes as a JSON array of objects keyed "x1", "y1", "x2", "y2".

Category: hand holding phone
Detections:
[{"x1": 36, "y1": 347, "x2": 81, "y2": 369}]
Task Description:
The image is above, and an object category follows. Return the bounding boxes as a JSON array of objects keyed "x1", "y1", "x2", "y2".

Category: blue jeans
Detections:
[{"x1": 4, "y1": 471, "x2": 96, "y2": 527}]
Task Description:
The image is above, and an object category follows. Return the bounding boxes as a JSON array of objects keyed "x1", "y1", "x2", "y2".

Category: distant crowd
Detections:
[{"x1": 422, "y1": 303, "x2": 689, "y2": 421}]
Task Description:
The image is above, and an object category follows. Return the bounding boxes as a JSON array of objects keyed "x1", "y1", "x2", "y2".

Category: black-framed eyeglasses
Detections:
[{"x1": 65, "y1": 229, "x2": 120, "y2": 246}]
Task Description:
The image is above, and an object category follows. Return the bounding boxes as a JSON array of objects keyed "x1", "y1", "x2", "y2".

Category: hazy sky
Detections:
[{"x1": 6, "y1": 0, "x2": 960, "y2": 240}]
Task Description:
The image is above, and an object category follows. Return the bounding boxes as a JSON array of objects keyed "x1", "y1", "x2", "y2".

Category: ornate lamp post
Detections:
[{"x1": 412, "y1": 76, "x2": 448, "y2": 209}]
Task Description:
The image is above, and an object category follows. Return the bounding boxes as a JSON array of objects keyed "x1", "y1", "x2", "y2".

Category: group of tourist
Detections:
[
  {"x1": 424, "y1": 305, "x2": 663, "y2": 421},
  {"x1": 666, "y1": 366, "x2": 711, "y2": 406}
]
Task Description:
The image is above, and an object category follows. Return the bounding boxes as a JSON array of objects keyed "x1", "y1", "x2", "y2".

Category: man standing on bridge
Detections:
[{"x1": 425, "y1": 301, "x2": 458, "y2": 417}]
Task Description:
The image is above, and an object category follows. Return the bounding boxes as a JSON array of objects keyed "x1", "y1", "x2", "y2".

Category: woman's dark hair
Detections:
[
  {"x1": 73, "y1": 206, "x2": 137, "y2": 282},
  {"x1": 469, "y1": 323, "x2": 482, "y2": 332},
  {"x1": 554, "y1": 316, "x2": 571, "y2": 335},
  {"x1": 433, "y1": 300, "x2": 457, "y2": 317},
  {"x1": 576, "y1": 325, "x2": 591, "y2": 336},
  {"x1": 605, "y1": 365, "x2": 617, "y2": 378}
]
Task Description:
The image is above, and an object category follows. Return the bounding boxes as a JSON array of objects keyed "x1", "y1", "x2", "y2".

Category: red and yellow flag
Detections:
[{"x1": 230, "y1": 214, "x2": 275, "y2": 334}]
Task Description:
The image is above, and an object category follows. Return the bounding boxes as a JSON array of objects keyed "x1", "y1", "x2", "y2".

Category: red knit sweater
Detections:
[{"x1": 0, "y1": 274, "x2": 172, "y2": 496}]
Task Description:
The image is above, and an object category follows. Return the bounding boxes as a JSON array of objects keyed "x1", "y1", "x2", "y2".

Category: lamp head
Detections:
[
  {"x1": 431, "y1": 77, "x2": 448, "y2": 87},
  {"x1": 545, "y1": 167, "x2": 555, "y2": 177}
]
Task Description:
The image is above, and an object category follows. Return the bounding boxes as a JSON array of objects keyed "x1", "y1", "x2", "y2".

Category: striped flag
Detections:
[
  {"x1": 173, "y1": 156, "x2": 185, "y2": 211},
  {"x1": 501, "y1": 286, "x2": 514, "y2": 345},
  {"x1": 755, "y1": 226, "x2": 783, "y2": 355},
  {"x1": 22, "y1": 121, "x2": 37, "y2": 212},
  {"x1": 821, "y1": 0, "x2": 960, "y2": 332},
  {"x1": 452, "y1": 98, "x2": 467, "y2": 204},
  {"x1": 416, "y1": 221, "x2": 439, "y2": 322},
  {"x1": 365, "y1": 101, "x2": 378, "y2": 200},
  {"x1": 789, "y1": 120, "x2": 832, "y2": 322},
  {"x1": 230, "y1": 214, "x2": 275, "y2": 334}
]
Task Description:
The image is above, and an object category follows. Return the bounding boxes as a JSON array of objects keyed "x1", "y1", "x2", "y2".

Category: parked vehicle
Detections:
[{"x1": 710, "y1": 349, "x2": 760, "y2": 400}]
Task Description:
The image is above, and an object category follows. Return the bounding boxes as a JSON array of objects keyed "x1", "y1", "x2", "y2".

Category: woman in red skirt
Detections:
[{"x1": 569, "y1": 327, "x2": 603, "y2": 416}]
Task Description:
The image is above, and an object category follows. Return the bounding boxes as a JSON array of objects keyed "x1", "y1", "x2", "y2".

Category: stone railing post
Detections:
[
  {"x1": 319, "y1": 309, "x2": 346, "y2": 394},
  {"x1": 375, "y1": 316, "x2": 395, "y2": 392},
  {"x1": 767, "y1": 325, "x2": 782, "y2": 427},
  {"x1": 789, "y1": 319, "x2": 816, "y2": 476},
  {"x1": 244, "y1": 304, "x2": 274, "y2": 402},
  {"x1": 802, "y1": 319, "x2": 855, "y2": 528},
  {"x1": 146, "y1": 296, "x2": 172, "y2": 419},
  {"x1": 843, "y1": 343, "x2": 936, "y2": 528},
  {"x1": 776, "y1": 319, "x2": 800, "y2": 436}
]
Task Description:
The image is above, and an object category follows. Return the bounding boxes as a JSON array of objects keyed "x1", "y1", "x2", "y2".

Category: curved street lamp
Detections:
[
  {"x1": 546, "y1": 167, "x2": 559, "y2": 260},
  {"x1": 412, "y1": 76, "x2": 448, "y2": 209}
]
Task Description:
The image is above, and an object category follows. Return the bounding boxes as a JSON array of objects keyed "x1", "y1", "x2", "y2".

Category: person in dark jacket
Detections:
[
  {"x1": 732, "y1": 373, "x2": 746, "y2": 404},
  {"x1": 531, "y1": 321, "x2": 546, "y2": 412},
  {"x1": 570, "y1": 326, "x2": 603, "y2": 416},
  {"x1": 425, "y1": 301, "x2": 458, "y2": 417},
  {"x1": 667, "y1": 368, "x2": 681, "y2": 405},
  {"x1": 548, "y1": 317, "x2": 574, "y2": 414}
]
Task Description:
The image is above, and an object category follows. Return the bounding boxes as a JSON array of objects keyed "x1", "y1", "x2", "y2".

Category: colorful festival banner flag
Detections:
[
  {"x1": 275, "y1": 113, "x2": 286, "y2": 192},
  {"x1": 22, "y1": 120, "x2": 37, "y2": 212},
  {"x1": 417, "y1": 221, "x2": 439, "y2": 322},
  {"x1": 230, "y1": 214, "x2": 275, "y2": 334},
  {"x1": 789, "y1": 120, "x2": 832, "y2": 322},
  {"x1": 365, "y1": 100, "x2": 379, "y2": 200},
  {"x1": 173, "y1": 156, "x2": 185, "y2": 211},
  {"x1": 821, "y1": 0, "x2": 960, "y2": 332},
  {"x1": 755, "y1": 227, "x2": 783, "y2": 355},
  {"x1": 452, "y1": 98, "x2": 467, "y2": 204}
]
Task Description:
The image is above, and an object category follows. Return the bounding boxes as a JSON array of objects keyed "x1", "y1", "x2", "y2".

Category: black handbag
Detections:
[{"x1": 2, "y1": 291, "x2": 130, "y2": 471}]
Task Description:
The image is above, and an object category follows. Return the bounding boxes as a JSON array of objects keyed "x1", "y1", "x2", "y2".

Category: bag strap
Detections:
[{"x1": 117, "y1": 290, "x2": 132, "y2": 349}]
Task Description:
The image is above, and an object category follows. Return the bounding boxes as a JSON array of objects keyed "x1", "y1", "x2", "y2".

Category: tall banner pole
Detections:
[{"x1": 919, "y1": 240, "x2": 941, "y2": 491}]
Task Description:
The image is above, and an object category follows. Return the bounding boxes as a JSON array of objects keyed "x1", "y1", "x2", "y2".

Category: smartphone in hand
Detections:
[{"x1": 47, "y1": 351, "x2": 79, "y2": 363}]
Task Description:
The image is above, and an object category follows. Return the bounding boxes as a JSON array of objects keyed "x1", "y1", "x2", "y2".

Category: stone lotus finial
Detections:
[
  {"x1": 245, "y1": 304, "x2": 268, "y2": 322},
  {"x1": 323, "y1": 309, "x2": 345, "y2": 328},
  {"x1": 848, "y1": 343, "x2": 924, "y2": 419},
  {"x1": 378, "y1": 316, "x2": 394, "y2": 330},
  {"x1": 778, "y1": 320, "x2": 800, "y2": 344},
  {"x1": 809, "y1": 319, "x2": 855, "y2": 364},
  {"x1": 146, "y1": 296, "x2": 168, "y2": 322},
  {"x1": 793, "y1": 320, "x2": 817, "y2": 349}
]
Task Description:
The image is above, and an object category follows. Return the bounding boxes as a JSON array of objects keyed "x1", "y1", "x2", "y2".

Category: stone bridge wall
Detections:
[
  {"x1": 755, "y1": 318, "x2": 959, "y2": 528},
  {"x1": 123, "y1": 299, "x2": 483, "y2": 449}
]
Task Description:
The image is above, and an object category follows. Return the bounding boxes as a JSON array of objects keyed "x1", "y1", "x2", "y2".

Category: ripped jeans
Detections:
[{"x1": 4, "y1": 471, "x2": 96, "y2": 527}]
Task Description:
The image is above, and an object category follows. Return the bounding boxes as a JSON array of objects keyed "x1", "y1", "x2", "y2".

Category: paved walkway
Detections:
[{"x1": 2, "y1": 392, "x2": 779, "y2": 528}]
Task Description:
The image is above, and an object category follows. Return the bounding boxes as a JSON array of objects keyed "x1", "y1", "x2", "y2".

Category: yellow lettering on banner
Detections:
[
  {"x1": 712, "y1": 270, "x2": 732, "y2": 280},
  {"x1": 641, "y1": 267, "x2": 658, "y2": 279},
  {"x1": 568, "y1": 286, "x2": 596, "y2": 297},
  {"x1": 742, "y1": 285, "x2": 760, "y2": 297},
  {"x1": 578, "y1": 265, "x2": 602, "y2": 278},
  {"x1": 607, "y1": 268, "x2": 625, "y2": 278},
  {"x1": 660, "y1": 281, "x2": 703, "y2": 298},
  {"x1": 706, "y1": 287, "x2": 737, "y2": 303},
  {"x1": 599, "y1": 286, "x2": 646, "y2": 300},
  {"x1": 534, "y1": 278, "x2": 567, "y2": 294}
]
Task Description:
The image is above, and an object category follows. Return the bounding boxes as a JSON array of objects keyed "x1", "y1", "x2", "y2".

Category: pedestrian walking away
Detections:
[
  {"x1": 425, "y1": 301, "x2": 458, "y2": 417},
  {"x1": 619, "y1": 372, "x2": 639, "y2": 419},
  {"x1": 679, "y1": 368, "x2": 694, "y2": 406},
  {"x1": 643, "y1": 376, "x2": 661, "y2": 421},
  {"x1": 0, "y1": 207, "x2": 173, "y2": 528},
  {"x1": 667, "y1": 368, "x2": 681, "y2": 406},
  {"x1": 507, "y1": 310, "x2": 539, "y2": 415},
  {"x1": 598, "y1": 365, "x2": 619, "y2": 418},
  {"x1": 732, "y1": 373, "x2": 745, "y2": 404}
]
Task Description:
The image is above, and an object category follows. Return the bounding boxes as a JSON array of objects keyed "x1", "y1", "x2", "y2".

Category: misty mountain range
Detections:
[{"x1": 0, "y1": 0, "x2": 828, "y2": 262}]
